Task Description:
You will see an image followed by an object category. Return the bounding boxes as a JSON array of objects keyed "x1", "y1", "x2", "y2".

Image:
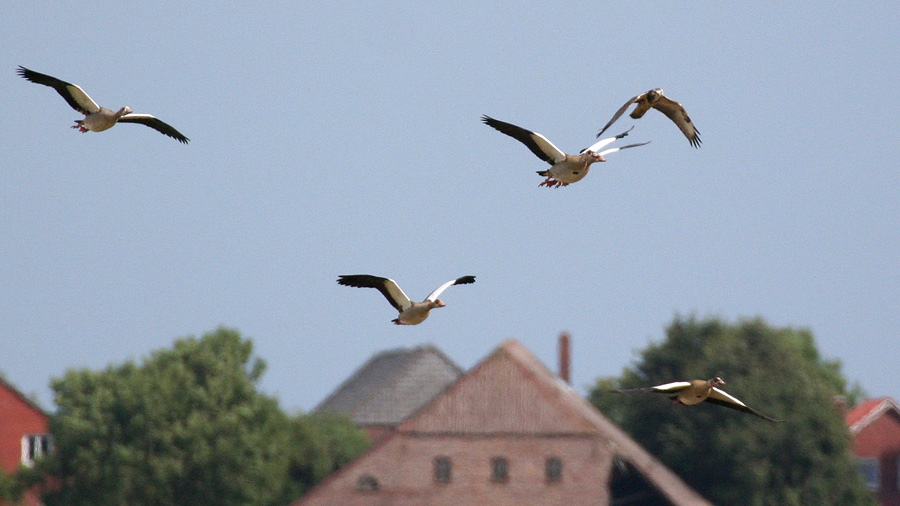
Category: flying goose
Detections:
[
  {"x1": 615, "y1": 376, "x2": 783, "y2": 422},
  {"x1": 481, "y1": 115, "x2": 649, "y2": 188},
  {"x1": 337, "y1": 275, "x2": 475, "y2": 325},
  {"x1": 597, "y1": 88, "x2": 700, "y2": 148},
  {"x1": 17, "y1": 66, "x2": 189, "y2": 144}
]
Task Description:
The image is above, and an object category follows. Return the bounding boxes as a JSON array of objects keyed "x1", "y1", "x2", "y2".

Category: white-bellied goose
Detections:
[
  {"x1": 337, "y1": 275, "x2": 475, "y2": 325},
  {"x1": 615, "y1": 376, "x2": 783, "y2": 422},
  {"x1": 17, "y1": 66, "x2": 189, "y2": 144},
  {"x1": 482, "y1": 115, "x2": 649, "y2": 188},
  {"x1": 598, "y1": 88, "x2": 700, "y2": 148}
]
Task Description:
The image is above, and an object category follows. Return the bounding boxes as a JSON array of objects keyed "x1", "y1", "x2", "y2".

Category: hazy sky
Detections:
[{"x1": 3, "y1": 2, "x2": 898, "y2": 413}]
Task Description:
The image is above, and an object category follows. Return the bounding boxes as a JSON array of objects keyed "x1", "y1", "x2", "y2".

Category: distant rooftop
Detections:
[
  {"x1": 845, "y1": 397, "x2": 900, "y2": 434},
  {"x1": 315, "y1": 344, "x2": 464, "y2": 426}
]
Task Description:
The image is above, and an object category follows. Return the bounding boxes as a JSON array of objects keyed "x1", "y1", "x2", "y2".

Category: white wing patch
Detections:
[
  {"x1": 529, "y1": 132, "x2": 567, "y2": 164},
  {"x1": 65, "y1": 83, "x2": 100, "y2": 114},
  {"x1": 709, "y1": 387, "x2": 748, "y2": 407},
  {"x1": 425, "y1": 278, "x2": 458, "y2": 302},
  {"x1": 582, "y1": 136, "x2": 619, "y2": 155},
  {"x1": 651, "y1": 381, "x2": 692, "y2": 393},
  {"x1": 382, "y1": 278, "x2": 413, "y2": 311}
]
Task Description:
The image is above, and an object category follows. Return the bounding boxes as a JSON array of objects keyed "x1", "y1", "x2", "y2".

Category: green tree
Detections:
[
  {"x1": 43, "y1": 327, "x2": 292, "y2": 506},
  {"x1": 275, "y1": 412, "x2": 371, "y2": 503},
  {"x1": 0, "y1": 468, "x2": 18, "y2": 502},
  {"x1": 589, "y1": 315, "x2": 874, "y2": 506}
]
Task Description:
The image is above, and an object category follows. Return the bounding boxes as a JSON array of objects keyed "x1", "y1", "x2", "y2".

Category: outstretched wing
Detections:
[
  {"x1": 118, "y1": 113, "x2": 190, "y2": 144},
  {"x1": 581, "y1": 126, "x2": 634, "y2": 154},
  {"x1": 482, "y1": 115, "x2": 566, "y2": 164},
  {"x1": 706, "y1": 388, "x2": 783, "y2": 422},
  {"x1": 337, "y1": 274, "x2": 412, "y2": 312},
  {"x1": 425, "y1": 275, "x2": 476, "y2": 302},
  {"x1": 596, "y1": 93, "x2": 643, "y2": 138},
  {"x1": 17, "y1": 66, "x2": 100, "y2": 115},
  {"x1": 616, "y1": 381, "x2": 692, "y2": 395},
  {"x1": 596, "y1": 141, "x2": 651, "y2": 157},
  {"x1": 653, "y1": 95, "x2": 701, "y2": 148}
]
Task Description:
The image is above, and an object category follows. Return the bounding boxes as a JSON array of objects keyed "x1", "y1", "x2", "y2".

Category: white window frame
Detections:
[{"x1": 21, "y1": 433, "x2": 53, "y2": 467}]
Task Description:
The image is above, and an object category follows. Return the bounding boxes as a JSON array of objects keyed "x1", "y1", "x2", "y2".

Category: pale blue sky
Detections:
[{"x1": 2, "y1": 2, "x2": 898, "y2": 413}]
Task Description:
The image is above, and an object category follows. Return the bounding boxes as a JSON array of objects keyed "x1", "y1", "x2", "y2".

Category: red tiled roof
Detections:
[{"x1": 845, "y1": 397, "x2": 900, "y2": 434}]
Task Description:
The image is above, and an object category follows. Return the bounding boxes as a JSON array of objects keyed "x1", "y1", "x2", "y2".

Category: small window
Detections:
[
  {"x1": 490, "y1": 457, "x2": 509, "y2": 483},
  {"x1": 21, "y1": 434, "x2": 53, "y2": 467},
  {"x1": 355, "y1": 474, "x2": 379, "y2": 492},
  {"x1": 546, "y1": 457, "x2": 562, "y2": 483},
  {"x1": 434, "y1": 456, "x2": 451, "y2": 483},
  {"x1": 856, "y1": 457, "x2": 879, "y2": 490}
]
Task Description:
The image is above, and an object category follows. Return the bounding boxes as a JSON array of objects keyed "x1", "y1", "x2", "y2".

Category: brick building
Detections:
[
  {"x1": 846, "y1": 397, "x2": 900, "y2": 506},
  {"x1": 298, "y1": 339, "x2": 713, "y2": 506},
  {"x1": 0, "y1": 376, "x2": 51, "y2": 506}
]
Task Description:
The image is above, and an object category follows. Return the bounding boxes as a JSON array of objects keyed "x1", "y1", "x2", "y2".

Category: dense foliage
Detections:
[
  {"x1": 41, "y1": 327, "x2": 368, "y2": 506},
  {"x1": 589, "y1": 316, "x2": 874, "y2": 506}
]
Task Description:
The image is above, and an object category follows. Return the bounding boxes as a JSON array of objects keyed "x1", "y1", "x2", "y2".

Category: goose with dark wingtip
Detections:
[
  {"x1": 17, "y1": 66, "x2": 189, "y2": 144},
  {"x1": 482, "y1": 115, "x2": 649, "y2": 188},
  {"x1": 337, "y1": 275, "x2": 476, "y2": 325},
  {"x1": 615, "y1": 376, "x2": 783, "y2": 422},
  {"x1": 598, "y1": 88, "x2": 700, "y2": 148}
]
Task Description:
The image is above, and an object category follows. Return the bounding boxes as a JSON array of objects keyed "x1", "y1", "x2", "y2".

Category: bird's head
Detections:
[
  {"x1": 710, "y1": 376, "x2": 726, "y2": 387},
  {"x1": 647, "y1": 88, "x2": 663, "y2": 101},
  {"x1": 117, "y1": 106, "x2": 133, "y2": 117},
  {"x1": 430, "y1": 299, "x2": 447, "y2": 309},
  {"x1": 587, "y1": 151, "x2": 606, "y2": 163}
]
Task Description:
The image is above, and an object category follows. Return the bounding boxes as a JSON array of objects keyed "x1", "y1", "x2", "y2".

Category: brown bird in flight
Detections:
[{"x1": 598, "y1": 88, "x2": 700, "y2": 148}]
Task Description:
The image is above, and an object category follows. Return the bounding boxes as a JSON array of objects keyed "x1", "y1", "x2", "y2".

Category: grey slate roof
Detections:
[{"x1": 315, "y1": 344, "x2": 464, "y2": 425}]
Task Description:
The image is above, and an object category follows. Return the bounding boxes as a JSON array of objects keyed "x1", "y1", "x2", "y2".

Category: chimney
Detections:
[{"x1": 558, "y1": 332, "x2": 571, "y2": 384}]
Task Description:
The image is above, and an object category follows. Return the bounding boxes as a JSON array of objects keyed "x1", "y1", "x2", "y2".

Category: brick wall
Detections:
[
  {"x1": 0, "y1": 382, "x2": 48, "y2": 474},
  {"x1": 299, "y1": 433, "x2": 613, "y2": 506}
]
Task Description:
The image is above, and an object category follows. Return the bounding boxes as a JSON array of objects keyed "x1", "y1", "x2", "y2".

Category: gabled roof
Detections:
[
  {"x1": 846, "y1": 397, "x2": 900, "y2": 435},
  {"x1": 315, "y1": 344, "x2": 463, "y2": 425},
  {"x1": 296, "y1": 339, "x2": 713, "y2": 506},
  {"x1": 0, "y1": 375, "x2": 48, "y2": 417},
  {"x1": 399, "y1": 339, "x2": 713, "y2": 506}
]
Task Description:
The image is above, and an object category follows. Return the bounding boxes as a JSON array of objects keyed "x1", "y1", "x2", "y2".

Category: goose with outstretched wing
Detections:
[
  {"x1": 615, "y1": 376, "x2": 783, "y2": 422},
  {"x1": 482, "y1": 115, "x2": 649, "y2": 188},
  {"x1": 17, "y1": 66, "x2": 189, "y2": 144},
  {"x1": 337, "y1": 275, "x2": 475, "y2": 325}
]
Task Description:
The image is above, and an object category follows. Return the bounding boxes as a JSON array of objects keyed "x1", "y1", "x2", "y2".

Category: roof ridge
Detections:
[
  {"x1": 313, "y1": 346, "x2": 413, "y2": 413},
  {"x1": 0, "y1": 375, "x2": 49, "y2": 416},
  {"x1": 848, "y1": 397, "x2": 900, "y2": 434}
]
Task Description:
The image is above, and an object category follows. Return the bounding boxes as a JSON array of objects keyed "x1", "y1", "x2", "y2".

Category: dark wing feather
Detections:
[
  {"x1": 337, "y1": 274, "x2": 404, "y2": 312},
  {"x1": 596, "y1": 94, "x2": 641, "y2": 138},
  {"x1": 16, "y1": 66, "x2": 96, "y2": 115},
  {"x1": 703, "y1": 397, "x2": 784, "y2": 422},
  {"x1": 454, "y1": 275, "x2": 476, "y2": 285},
  {"x1": 481, "y1": 115, "x2": 561, "y2": 164},
  {"x1": 117, "y1": 114, "x2": 190, "y2": 144},
  {"x1": 615, "y1": 141, "x2": 652, "y2": 151},
  {"x1": 653, "y1": 96, "x2": 701, "y2": 148}
]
